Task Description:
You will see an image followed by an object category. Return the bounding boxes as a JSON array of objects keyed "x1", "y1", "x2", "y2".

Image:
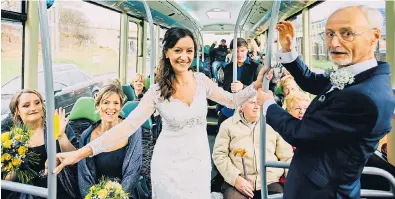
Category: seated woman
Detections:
[
  {"x1": 284, "y1": 91, "x2": 312, "y2": 151},
  {"x1": 6, "y1": 89, "x2": 79, "y2": 199},
  {"x1": 213, "y1": 96, "x2": 293, "y2": 199},
  {"x1": 78, "y1": 79, "x2": 142, "y2": 198},
  {"x1": 285, "y1": 91, "x2": 311, "y2": 120},
  {"x1": 274, "y1": 75, "x2": 300, "y2": 107},
  {"x1": 131, "y1": 73, "x2": 147, "y2": 101}
]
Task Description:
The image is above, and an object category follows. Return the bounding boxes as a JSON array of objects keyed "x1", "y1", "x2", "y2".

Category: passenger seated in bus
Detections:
[
  {"x1": 216, "y1": 38, "x2": 262, "y2": 127},
  {"x1": 6, "y1": 89, "x2": 79, "y2": 199},
  {"x1": 247, "y1": 38, "x2": 259, "y2": 60},
  {"x1": 209, "y1": 39, "x2": 228, "y2": 81},
  {"x1": 131, "y1": 73, "x2": 147, "y2": 101},
  {"x1": 144, "y1": 65, "x2": 160, "y2": 90},
  {"x1": 212, "y1": 96, "x2": 293, "y2": 199},
  {"x1": 274, "y1": 75, "x2": 300, "y2": 108},
  {"x1": 78, "y1": 79, "x2": 142, "y2": 198},
  {"x1": 284, "y1": 91, "x2": 312, "y2": 151},
  {"x1": 225, "y1": 49, "x2": 232, "y2": 63}
]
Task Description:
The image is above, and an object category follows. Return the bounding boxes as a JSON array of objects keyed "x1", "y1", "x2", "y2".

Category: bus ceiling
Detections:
[{"x1": 88, "y1": 0, "x2": 321, "y2": 38}]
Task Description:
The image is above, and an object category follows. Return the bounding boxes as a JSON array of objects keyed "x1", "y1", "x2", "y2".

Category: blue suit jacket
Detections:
[{"x1": 267, "y1": 57, "x2": 395, "y2": 199}]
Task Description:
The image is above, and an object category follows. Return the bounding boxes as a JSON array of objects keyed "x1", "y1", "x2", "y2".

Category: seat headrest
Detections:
[
  {"x1": 122, "y1": 85, "x2": 136, "y2": 101},
  {"x1": 69, "y1": 97, "x2": 100, "y2": 122},
  {"x1": 121, "y1": 101, "x2": 153, "y2": 130}
]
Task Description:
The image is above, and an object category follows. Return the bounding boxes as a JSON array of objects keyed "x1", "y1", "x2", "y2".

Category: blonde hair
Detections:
[
  {"x1": 131, "y1": 73, "x2": 146, "y2": 85},
  {"x1": 280, "y1": 75, "x2": 296, "y2": 91},
  {"x1": 9, "y1": 89, "x2": 46, "y2": 126},
  {"x1": 285, "y1": 91, "x2": 311, "y2": 111},
  {"x1": 95, "y1": 79, "x2": 127, "y2": 107}
]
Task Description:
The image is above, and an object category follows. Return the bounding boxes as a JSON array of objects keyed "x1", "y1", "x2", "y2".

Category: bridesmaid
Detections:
[
  {"x1": 78, "y1": 79, "x2": 142, "y2": 198},
  {"x1": 6, "y1": 89, "x2": 79, "y2": 199}
]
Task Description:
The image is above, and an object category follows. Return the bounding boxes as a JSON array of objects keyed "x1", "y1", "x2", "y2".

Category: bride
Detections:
[{"x1": 50, "y1": 27, "x2": 267, "y2": 199}]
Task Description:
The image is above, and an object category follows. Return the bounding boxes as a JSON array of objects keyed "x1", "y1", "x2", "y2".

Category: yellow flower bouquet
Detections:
[
  {"x1": 1, "y1": 124, "x2": 40, "y2": 183},
  {"x1": 85, "y1": 177, "x2": 129, "y2": 199}
]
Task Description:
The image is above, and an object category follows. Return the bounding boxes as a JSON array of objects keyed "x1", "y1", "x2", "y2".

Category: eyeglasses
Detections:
[{"x1": 325, "y1": 29, "x2": 374, "y2": 42}]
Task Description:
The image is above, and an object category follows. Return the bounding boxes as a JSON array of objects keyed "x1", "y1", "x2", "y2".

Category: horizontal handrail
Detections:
[
  {"x1": 361, "y1": 189, "x2": 394, "y2": 198},
  {"x1": 1, "y1": 180, "x2": 48, "y2": 198},
  {"x1": 362, "y1": 167, "x2": 395, "y2": 193},
  {"x1": 263, "y1": 162, "x2": 395, "y2": 198},
  {"x1": 265, "y1": 161, "x2": 290, "y2": 169}
]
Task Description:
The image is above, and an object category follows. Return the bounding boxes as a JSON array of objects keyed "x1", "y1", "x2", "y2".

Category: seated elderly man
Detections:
[{"x1": 212, "y1": 96, "x2": 293, "y2": 199}]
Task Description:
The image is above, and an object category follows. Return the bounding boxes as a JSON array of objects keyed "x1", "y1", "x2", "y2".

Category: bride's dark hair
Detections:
[{"x1": 156, "y1": 27, "x2": 197, "y2": 100}]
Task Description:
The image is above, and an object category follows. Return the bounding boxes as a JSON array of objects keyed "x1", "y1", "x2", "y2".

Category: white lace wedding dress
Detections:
[{"x1": 87, "y1": 73, "x2": 257, "y2": 199}]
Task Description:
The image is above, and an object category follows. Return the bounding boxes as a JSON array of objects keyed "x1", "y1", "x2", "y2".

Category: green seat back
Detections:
[
  {"x1": 122, "y1": 85, "x2": 136, "y2": 101},
  {"x1": 274, "y1": 84, "x2": 283, "y2": 96},
  {"x1": 191, "y1": 58, "x2": 204, "y2": 68},
  {"x1": 121, "y1": 101, "x2": 153, "y2": 130},
  {"x1": 145, "y1": 77, "x2": 151, "y2": 90},
  {"x1": 69, "y1": 97, "x2": 100, "y2": 122}
]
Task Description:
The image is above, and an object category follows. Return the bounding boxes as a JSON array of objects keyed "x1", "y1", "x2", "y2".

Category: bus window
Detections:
[
  {"x1": 1, "y1": 0, "x2": 22, "y2": 13},
  {"x1": 127, "y1": 22, "x2": 138, "y2": 83},
  {"x1": 308, "y1": 0, "x2": 387, "y2": 70},
  {"x1": 39, "y1": 0, "x2": 120, "y2": 82},
  {"x1": 1, "y1": 20, "x2": 23, "y2": 116}
]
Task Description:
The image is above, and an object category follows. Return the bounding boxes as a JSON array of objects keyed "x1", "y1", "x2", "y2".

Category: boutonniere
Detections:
[{"x1": 325, "y1": 68, "x2": 355, "y2": 90}]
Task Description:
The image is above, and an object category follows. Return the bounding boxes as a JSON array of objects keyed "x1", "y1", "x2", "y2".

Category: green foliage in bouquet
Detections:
[{"x1": 85, "y1": 177, "x2": 129, "y2": 199}]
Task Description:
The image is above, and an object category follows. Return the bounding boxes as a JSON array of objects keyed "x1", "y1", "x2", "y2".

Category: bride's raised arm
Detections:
[
  {"x1": 86, "y1": 85, "x2": 158, "y2": 156},
  {"x1": 200, "y1": 70, "x2": 264, "y2": 108}
]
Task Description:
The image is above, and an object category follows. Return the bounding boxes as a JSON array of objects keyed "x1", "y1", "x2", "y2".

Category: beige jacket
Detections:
[{"x1": 212, "y1": 110, "x2": 293, "y2": 191}]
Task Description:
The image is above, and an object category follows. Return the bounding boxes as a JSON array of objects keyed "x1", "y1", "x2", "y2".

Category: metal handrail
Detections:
[
  {"x1": 199, "y1": 31, "x2": 204, "y2": 63},
  {"x1": 232, "y1": 0, "x2": 250, "y2": 82},
  {"x1": 262, "y1": 162, "x2": 395, "y2": 198},
  {"x1": 1, "y1": 181, "x2": 49, "y2": 198},
  {"x1": 260, "y1": 1, "x2": 282, "y2": 198},
  {"x1": 194, "y1": 28, "x2": 200, "y2": 72},
  {"x1": 1, "y1": 1, "x2": 56, "y2": 198},
  {"x1": 38, "y1": 0, "x2": 57, "y2": 197},
  {"x1": 142, "y1": 0, "x2": 155, "y2": 86}
]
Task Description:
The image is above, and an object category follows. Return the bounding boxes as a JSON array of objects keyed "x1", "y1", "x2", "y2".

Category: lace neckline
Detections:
[{"x1": 169, "y1": 72, "x2": 199, "y2": 107}]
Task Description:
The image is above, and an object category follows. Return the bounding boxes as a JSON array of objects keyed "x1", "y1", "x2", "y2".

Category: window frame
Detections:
[{"x1": 1, "y1": 0, "x2": 27, "y2": 89}]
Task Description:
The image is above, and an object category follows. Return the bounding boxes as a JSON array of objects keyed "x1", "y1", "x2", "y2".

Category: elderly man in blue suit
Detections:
[{"x1": 257, "y1": 5, "x2": 395, "y2": 199}]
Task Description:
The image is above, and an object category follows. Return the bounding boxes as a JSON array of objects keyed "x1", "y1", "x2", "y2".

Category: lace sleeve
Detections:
[
  {"x1": 87, "y1": 85, "x2": 158, "y2": 156},
  {"x1": 198, "y1": 73, "x2": 257, "y2": 109}
]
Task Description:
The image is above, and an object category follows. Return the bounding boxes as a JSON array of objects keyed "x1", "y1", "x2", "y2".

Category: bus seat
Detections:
[
  {"x1": 122, "y1": 85, "x2": 136, "y2": 101},
  {"x1": 121, "y1": 101, "x2": 153, "y2": 130},
  {"x1": 69, "y1": 97, "x2": 100, "y2": 122},
  {"x1": 68, "y1": 97, "x2": 100, "y2": 137}
]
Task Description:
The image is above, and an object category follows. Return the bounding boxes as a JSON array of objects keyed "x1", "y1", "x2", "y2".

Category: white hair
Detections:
[
  {"x1": 359, "y1": 5, "x2": 384, "y2": 30},
  {"x1": 331, "y1": 5, "x2": 384, "y2": 30}
]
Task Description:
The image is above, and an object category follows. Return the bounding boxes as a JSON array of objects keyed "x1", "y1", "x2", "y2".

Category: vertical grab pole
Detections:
[
  {"x1": 259, "y1": 1, "x2": 282, "y2": 199},
  {"x1": 37, "y1": 1, "x2": 56, "y2": 198},
  {"x1": 142, "y1": 0, "x2": 155, "y2": 86},
  {"x1": 195, "y1": 29, "x2": 200, "y2": 72},
  {"x1": 233, "y1": 0, "x2": 250, "y2": 82},
  {"x1": 200, "y1": 31, "x2": 204, "y2": 62}
]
